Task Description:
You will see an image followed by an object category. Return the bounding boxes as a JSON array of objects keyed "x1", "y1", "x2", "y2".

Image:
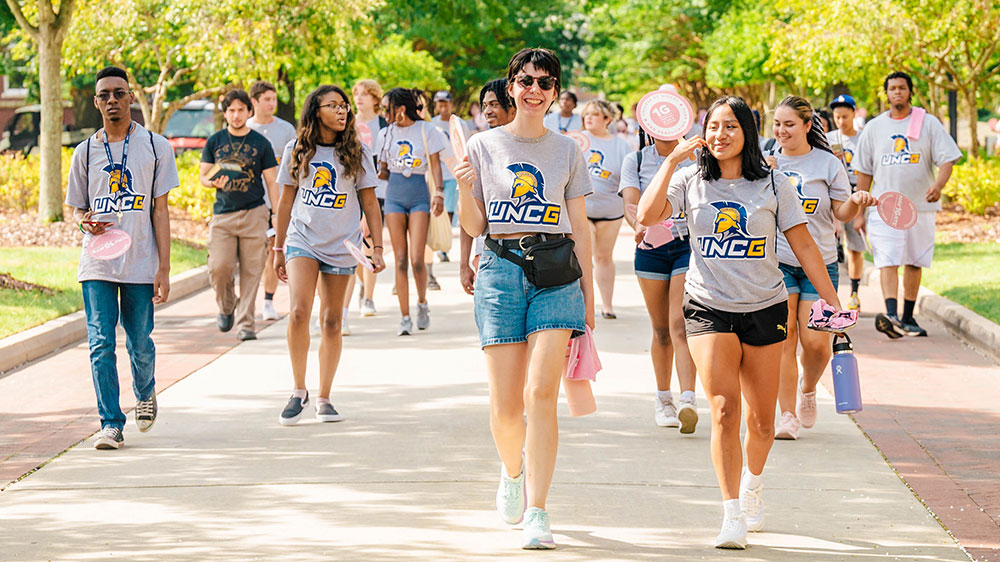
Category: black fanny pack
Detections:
[{"x1": 485, "y1": 234, "x2": 583, "y2": 288}]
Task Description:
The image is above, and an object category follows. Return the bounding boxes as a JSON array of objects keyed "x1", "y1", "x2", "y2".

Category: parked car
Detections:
[
  {"x1": 163, "y1": 100, "x2": 215, "y2": 155},
  {"x1": 0, "y1": 105, "x2": 95, "y2": 155}
]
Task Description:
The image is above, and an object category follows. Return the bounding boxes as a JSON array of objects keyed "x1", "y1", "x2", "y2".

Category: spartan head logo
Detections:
[
  {"x1": 397, "y1": 140, "x2": 414, "y2": 159},
  {"x1": 103, "y1": 164, "x2": 135, "y2": 197},
  {"x1": 843, "y1": 148, "x2": 854, "y2": 166},
  {"x1": 507, "y1": 162, "x2": 547, "y2": 205},
  {"x1": 711, "y1": 201, "x2": 751, "y2": 238},
  {"x1": 785, "y1": 171, "x2": 806, "y2": 198},
  {"x1": 587, "y1": 150, "x2": 605, "y2": 169},
  {"x1": 891, "y1": 134, "x2": 910, "y2": 153},
  {"x1": 312, "y1": 162, "x2": 338, "y2": 193}
]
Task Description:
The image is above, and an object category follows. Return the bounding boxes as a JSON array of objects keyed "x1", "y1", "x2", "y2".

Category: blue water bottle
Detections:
[{"x1": 831, "y1": 333, "x2": 862, "y2": 414}]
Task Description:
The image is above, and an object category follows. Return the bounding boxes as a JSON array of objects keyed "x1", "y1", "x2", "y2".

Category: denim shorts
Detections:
[
  {"x1": 634, "y1": 237, "x2": 690, "y2": 281},
  {"x1": 384, "y1": 173, "x2": 430, "y2": 215},
  {"x1": 473, "y1": 248, "x2": 586, "y2": 347},
  {"x1": 779, "y1": 261, "x2": 839, "y2": 302},
  {"x1": 286, "y1": 245, "x2": 356, "y2": 276}
]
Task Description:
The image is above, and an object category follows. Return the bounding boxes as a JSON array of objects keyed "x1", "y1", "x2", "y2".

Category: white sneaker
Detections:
[
  {"x1": 714, "y1": 514, "x2": 748, "y2": 549},
  {"x1": 775, "y1": 411, "x2": 800, "y2": 440},
  {"x1": 496, "y1": 464, "x2": 526, "y2": 525},
  {"x1": 655, "y1": 396, "x2": 680, "y2": 427},
  {"x1": 397, "y1": 316, "x2": 413, "y2": 336},
  {"x1": 678, "y1": 398, "x2": 698, "y2": 434},
  {"x1": 521, "y1": 507, "x2": 556, "y2": 550},
  {"x1": 360, "y1": 298, "x2": 376, "y2": 317},
  {"x1": 796, "y1": 381, "x2": 818, "y2": 429},
  {"x1": 341, "y1": 310, "x2": 351, "y2": 336},
  {"x1": 416, "y1": 302, "x2": 430, "y2": 330},
  {"x1": 262, "y1": 299, "x2": 278, "y2": 321},
  {"x1": 740, "y1": 473, "x2": 765, "y2": 532}
]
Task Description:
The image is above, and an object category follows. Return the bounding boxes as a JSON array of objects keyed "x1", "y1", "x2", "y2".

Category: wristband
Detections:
[
  {"x1": 373, "y1": 245, "x2": 383, "y2": 249},
  {"x1": 78, "y1": 222, "x2": 85, "y2": 233},
  {"x1": 272, "y1": 247, "x2": 285, "y2": 252}
]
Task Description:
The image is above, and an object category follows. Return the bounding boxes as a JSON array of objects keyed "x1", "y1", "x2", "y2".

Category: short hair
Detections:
[
  {"x1": 884, "y1": 71, "x2": 913, "y2": 93},
  {"x1": 96, "y1": 66, "x2": 128, "y2": 85},
  {"x1": 222, "y1": 89, "x2": 252, "y2": 112},
  {"x1": 506, "y1": 48, "x2": 561, "y2": 95},
  {"x1": 249, "y1": 80, "x2": 276, "y2": 101},
  {"x1": 479, "y1": 78, "x2": 512, "y2": 110},
  {"x1": 353, "y1": 79, "x2": 384, "y2": 109},
  {"x1": 560, "y1": 91, "x2": 577, "y2": 104}
]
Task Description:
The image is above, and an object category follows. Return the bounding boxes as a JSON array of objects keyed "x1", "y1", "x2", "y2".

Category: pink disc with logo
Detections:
[
  {"x1": 356, "y1": 122, "x2": 373, "y2": 147},
  {"x1": 877, "y1": 191, "x2": 917, "y2": 230},
  {"x1": 344, "y1": 239, "x2": 375, "y2": 272},
  {"x1": 449, "y1": 115, "x2": 468, "y2": 161},
  {"x1": 87, "y1": 229, "x2": 132, "y2": 260},
  {"x1": 636, "y1": 90, "x2": 695, "y2": 141},
  {"x1": 565, "y1": 130, "x2": 590, "y2": 152}
]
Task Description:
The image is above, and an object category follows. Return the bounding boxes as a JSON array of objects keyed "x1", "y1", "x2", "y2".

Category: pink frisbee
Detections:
[
  {"x1": 87, "y1": 229, "x2": 132, "y2": 260},
  {"x1": 344, "y1": 239, "x2": 374, "y2": 272},
  {"x1": 877, "y1": 191, "x2": 917, "y2": 230},
  {"x1": 636, "y1": 90, "x2": 695, "y2": 141},
  {"x1": 356, "y1": 122, "x2": 373, "y2": 147},
  {"x1": 448, "y1": 115, "x2": 468, "y2": 161},
  {"x1": 565, "y1": 130, "x2": 590, "y2": 152}
]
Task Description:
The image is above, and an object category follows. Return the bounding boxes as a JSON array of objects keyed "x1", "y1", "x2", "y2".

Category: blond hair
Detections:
[
  {"x1": 353, "y1": 79, "x2": 384, "y2": 112},
  {"x1": 582, "y1": 99, "x2": 619, "y2": 122}
]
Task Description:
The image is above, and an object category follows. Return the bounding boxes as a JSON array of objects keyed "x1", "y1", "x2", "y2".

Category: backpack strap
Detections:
[
  {"x1": 85, "y1": 136, "x2": 91, "y2": 191},
  {"x1": 149, "y1": 129, "x2": 158, "y2": 198}
]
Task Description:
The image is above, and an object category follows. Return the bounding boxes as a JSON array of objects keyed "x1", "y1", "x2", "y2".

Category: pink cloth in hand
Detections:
[
  {"x1": 808, "y1": 299, "x2": 858, "y2": 333},
  {"x1": 640, "y1": 220, "x2": 675, "y2": 249},
  {"x1": 564, "y1": 325, "x2": 602, "y2": 382}
]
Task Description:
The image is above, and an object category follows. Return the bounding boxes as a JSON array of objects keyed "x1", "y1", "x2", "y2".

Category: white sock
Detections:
[
  {"x1": 657, "y1": 390, "x2": 673, "y2": 403},
  {"x1": 742, "y1": 467, "x2": 762, "y2": 489},
  {"x1": 316, "y1": 397, "x2": 331, "y2": 406},
  {"x1": 723, "y1": 498, "x2": 742, "y2": 519},
  {"x1": 680, "y1": 390, "x2": 696, "y2": 403},
  {"x1": 292, "y1": 388, "x2": 307, "y2": 399}
]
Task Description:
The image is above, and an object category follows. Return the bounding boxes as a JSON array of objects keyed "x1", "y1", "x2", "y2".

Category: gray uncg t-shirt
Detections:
[
  {"x1": 276, "y1": 142, "x2": 378, "y2": 268},
  {"x1": 583, "y1": 132, "x2": 632, "y2": 219},
  {"x1": 853, "y1": 110, "x2": 962, "y2": 212},
  {"x1": 468, "y1": 127, "x2": 593, "y2": 236},
  {"x1": 825, "y1": 129, "x2": 860, "y2": 188},
  {"x1": 619, "y1": 144, "x2": 695, "y2": 238},
  {"x1": 65, "y1": 123, "x2": 179, "y2": 284},
  {"x1": 667, "y1": 165, "x2": 807, "y2": 313},
  {"x1": 430, "y1": 115, "x2": 470, "y2": 182},
  {"x1": 374, "y1": 121, "x2": 446, "y2": 176},
  {"x1": 247, "y1": 116, "x2": 297, "y2": 208},
  {"x1": 773, "y1": 149, "x2": 851, "y2": 267},
  {"x1": 362, "y1": 116, "x2": 388, "y2": 199}
]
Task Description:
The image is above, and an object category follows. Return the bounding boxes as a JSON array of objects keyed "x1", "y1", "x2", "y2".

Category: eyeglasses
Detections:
[
  {"x1": 514, "y1": 74, "x2": 558, "y2": 91},
  {"x1": 320, "y1": 103, "x2": 351, "y2": 113},
  {"x1": 95, "y1": 90, "x2": 131, "y2": 102}
]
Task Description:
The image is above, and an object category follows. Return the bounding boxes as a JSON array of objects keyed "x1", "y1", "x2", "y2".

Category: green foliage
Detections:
[
  {"x1": 346, "y1": 35, "x2": 448, "y2": 93},
  {"x1": 705, "y1": 1, "x2": 777, "y2": 91},
  {"x1": 0, "y1": 149, "x2": 73, "y2": 212},
  {"x1": 169, "y1": 150, "x2": 216, "y2": 221},
  {"x1": 943, "y1": 157, "x2": 1000, "y2": 215}
]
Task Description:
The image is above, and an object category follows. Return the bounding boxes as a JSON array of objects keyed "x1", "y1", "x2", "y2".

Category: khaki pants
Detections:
[{"x1": 208, "y1": 205, "x2": 269, "y2": 333}]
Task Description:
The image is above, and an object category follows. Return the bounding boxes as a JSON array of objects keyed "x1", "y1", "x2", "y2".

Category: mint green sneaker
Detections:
[
  {"x1": 522, "y1": 507, "x2": 556, "y2": 549},
  {"x1": 496, "y1": 464, "x2": 525, "y2": 525}
]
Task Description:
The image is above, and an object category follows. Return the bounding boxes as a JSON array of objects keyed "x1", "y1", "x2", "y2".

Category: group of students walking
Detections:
[{"x1": 67, "y1": 47, "x2": 960, "y2": 552}]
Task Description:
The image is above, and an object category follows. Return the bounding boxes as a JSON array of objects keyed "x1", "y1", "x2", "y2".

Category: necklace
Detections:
[{"x1": 227, "y1": 129, "x2": 249, "y2": 159}]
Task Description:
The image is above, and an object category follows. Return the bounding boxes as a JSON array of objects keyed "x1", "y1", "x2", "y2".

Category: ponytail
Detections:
[{"x1": 777, "y1": 95, "x2": 833, "y2": 155}]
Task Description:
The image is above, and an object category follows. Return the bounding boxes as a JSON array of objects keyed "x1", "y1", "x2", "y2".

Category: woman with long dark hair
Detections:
[
  {"x1": 375, "y1": 88, "x2": 447, "y2": 336},
  {"x1": 638, "y1": 96, "x2": 841, "y2": 549},
  {"x1": 455, "y1": 48, "x2": 594, "y2": 550},
  {"x1": 765, "y1": 96, "x2": 875, "y2": 440},
  {"x1": 273, "y1": 85, "x2": 386, "y2": 425}
]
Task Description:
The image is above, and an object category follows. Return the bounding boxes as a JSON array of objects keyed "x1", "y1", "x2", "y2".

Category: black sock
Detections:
[
  {"x1": 850, "y1": 278, "x2": 860, "y2": 293},
  {"x1": 885, "y1": 298, "x2": 898, "y2": 318},
  {"x1": 265, "y1": 292, "x2": 274, "y2": 301},
  {"x1": 902, "y1": 299, "x2": 916, "y2": 322}
]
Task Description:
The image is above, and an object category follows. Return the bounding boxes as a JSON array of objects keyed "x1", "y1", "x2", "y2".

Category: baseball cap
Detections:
[
  {"x1": 433, "y1": 90, "x2": 452, "y2": 102},
  {"x1": 830, "y1": 94, "x2": 856, "y2": 110}
]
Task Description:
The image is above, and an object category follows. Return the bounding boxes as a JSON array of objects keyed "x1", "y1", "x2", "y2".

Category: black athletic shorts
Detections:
[{"x1": 683, "y1": 294, "x2": 788, "y2": 346}]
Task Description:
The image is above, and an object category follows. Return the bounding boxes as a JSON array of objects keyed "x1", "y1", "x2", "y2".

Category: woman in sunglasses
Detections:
[{"x1": 454, "y1": 48, "x2": 594, "y2": 550}]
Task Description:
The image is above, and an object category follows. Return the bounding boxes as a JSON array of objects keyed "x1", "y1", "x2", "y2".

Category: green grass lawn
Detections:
[
  {"x1": 921, "y1": 242, "x2": 1000, "y2": 325},
  {"x1": 0, "y1": 242, "x2": 206, "y2": 338}
]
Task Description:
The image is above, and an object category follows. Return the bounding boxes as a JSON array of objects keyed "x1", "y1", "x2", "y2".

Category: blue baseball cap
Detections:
[{"x1": 830, "y1": 94, "x2": 856, "y2": 110}]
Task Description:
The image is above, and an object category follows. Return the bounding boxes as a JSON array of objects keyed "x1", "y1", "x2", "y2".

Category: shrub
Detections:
[
  {"x1": 943, "y1": 157, "x2": 1000, "y2": 215},
  {"x1": 169, "y1": 150, "x2": 216, "y2": 221},
  {"x1": 0, "y1": 149, "x2": 74, "y2": 212}
]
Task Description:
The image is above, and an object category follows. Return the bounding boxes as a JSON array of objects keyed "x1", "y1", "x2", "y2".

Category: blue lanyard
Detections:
[
  {"x1": 102, "y1": 122, "x2": 134, "y2": 182},
  {"x1": 559, "y1": 115, "x2": 571, "y2": 133}
]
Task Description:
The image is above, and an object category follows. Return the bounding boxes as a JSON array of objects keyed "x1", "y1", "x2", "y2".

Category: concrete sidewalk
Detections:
[{"x1": 0, "y1": 238, "x2": 973, "y2": 560}]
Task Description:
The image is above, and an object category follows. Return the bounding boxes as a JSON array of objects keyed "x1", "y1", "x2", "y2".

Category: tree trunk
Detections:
[
  {"x1": 276, "y1": 66, "x2": 295, "y2": 124},
  {"x1": 965, "y1": 87, "x2": 980, "y2": 158},
  {"x1": 37, "y1": 25, "x2": 64, "y2": 223}
]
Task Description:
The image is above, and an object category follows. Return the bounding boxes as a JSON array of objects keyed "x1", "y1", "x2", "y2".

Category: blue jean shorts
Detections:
[
  {"x1": 634, "y1": 237, "x2": 690, "y2": 281},
  {"x1": 473, "y1": 248, "x2": 586, "y2": 347},
  {"x1": 286, "y1": 245, "x2": 356, "y2": 276},
  {"x1": 384, "y1": 173, "x2": 431, "y2": 215},
  {"x1": 779, "y1": 261, "x2": 839, "y2": 302}
]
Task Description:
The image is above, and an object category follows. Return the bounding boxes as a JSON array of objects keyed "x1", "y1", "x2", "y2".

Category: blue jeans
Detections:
[{"x1": 82, "y1": 281, "x2": 156, "y2": 430}]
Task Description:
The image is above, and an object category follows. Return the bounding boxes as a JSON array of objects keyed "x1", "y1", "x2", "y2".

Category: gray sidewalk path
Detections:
[{"x1": 0, "y1": 240, "x2": 969, "y2": 560}]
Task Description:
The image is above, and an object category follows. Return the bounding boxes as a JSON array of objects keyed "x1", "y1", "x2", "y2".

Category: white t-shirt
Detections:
[
  {"x1": 583, "y1": 132, "x2": 632, "y2": 219},
  {"x1": 854, "y1": 110, "x2": 962, "y2": 212},
  {"x1": 543, "y1": 112, "x2": 582, "y2": 133},
  {"x1": 359, "y1": 115, "x2": 388, "y2": 199},
  {"x1": 247, "y1": 116, "x2": 297, "y2": 209},
  {"x1": 430, "y1": 114, "x2": 470, "y2": 182},
  {"x1": 826, "y1": 129, "x2": 860, "y2": 187}
]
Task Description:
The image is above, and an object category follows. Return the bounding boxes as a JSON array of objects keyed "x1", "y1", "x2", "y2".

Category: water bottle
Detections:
[{"x1": 831, "y1": 333, "x2": 862, "y2": 414}]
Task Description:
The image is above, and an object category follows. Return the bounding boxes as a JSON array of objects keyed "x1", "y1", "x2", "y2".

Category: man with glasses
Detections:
[
  {"x1": 65, "y1": 66, "x2": 180, "y2": 449},
  {"x1": 200, "y1": 89, "x2": 279, "y2": 341}
]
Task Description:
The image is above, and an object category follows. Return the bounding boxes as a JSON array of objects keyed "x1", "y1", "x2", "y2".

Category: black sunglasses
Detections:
[
  {"x1": 514, "y1": 74, "x2": 558, "y2": 91},
  {"x1": 95, "y1": 90, "x2": 131, "y2": 102}
]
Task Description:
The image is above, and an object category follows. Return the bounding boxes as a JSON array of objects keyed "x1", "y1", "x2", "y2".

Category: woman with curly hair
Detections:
[{"x1": 273, "y1": 85, "x2": 386, "y2": 425}]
